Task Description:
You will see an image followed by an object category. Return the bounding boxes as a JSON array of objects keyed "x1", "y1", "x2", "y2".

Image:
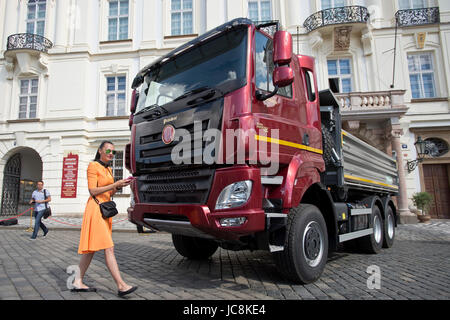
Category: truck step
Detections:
[
  {"x1": 338, "y1": 228, "x2": 373, "y2": 243},
  {"x1": 350, "y1": 208, "x2": 372, "y2": 216},
  {"x1": 269, "y1": 245, "x2": 284, "y2": 252}
]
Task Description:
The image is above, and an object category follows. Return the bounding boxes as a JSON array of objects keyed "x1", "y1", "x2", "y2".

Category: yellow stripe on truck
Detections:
[
  {"x1": 344, "y1": 174, "x2": 399, "y2": 190},
  {"x1": 255, "y1": 135, "x2": 323, "y2": 155}
]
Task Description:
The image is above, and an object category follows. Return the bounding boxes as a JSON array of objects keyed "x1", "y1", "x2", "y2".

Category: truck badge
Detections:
[{"x1": 162, "y1": 124, "x2": 176, "y2": 144}]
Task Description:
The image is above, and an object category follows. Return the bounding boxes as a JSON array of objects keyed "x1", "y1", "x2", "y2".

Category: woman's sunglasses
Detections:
[{"x1": 105, "y1": 149, "x2": 116, "y2": 155}]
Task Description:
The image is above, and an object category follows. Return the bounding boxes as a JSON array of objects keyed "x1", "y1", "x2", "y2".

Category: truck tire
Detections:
[
  {"x1": 356, "y1": 206, "x2": 383, "y2": 254},
  {"x1": 321, "y1": 123, "x2": 335, "y2": 166},
  {"x1": 172, "y1": 234, "x2": 218, "y2": 260},
  {"x1": 273, "y1": 204, "x2": 328, "y2": 284},
  {"x1": 382, "y1": 206, "x2": 395, "y2": 248}
]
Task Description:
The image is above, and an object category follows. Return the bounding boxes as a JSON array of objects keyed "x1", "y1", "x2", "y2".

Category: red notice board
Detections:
[{"x1": 61, "y1": 153, "x2": 79, "y2": 198}]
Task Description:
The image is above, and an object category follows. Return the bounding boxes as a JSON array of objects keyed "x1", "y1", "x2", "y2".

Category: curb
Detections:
[{"x1": 0, "y1": 225, "x2": 140, "y2": 233}]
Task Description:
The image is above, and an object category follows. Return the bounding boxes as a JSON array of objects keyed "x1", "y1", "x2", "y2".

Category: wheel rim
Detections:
[
  {"x1": 387, "y1": 213, "x2": 394, "y2": 239},
  {"x1": 373, "y1": 214, "x2": 382, "y2": 244},
  {"x1": 303, "y1": 221, "x2": 324, "y2": 267}
]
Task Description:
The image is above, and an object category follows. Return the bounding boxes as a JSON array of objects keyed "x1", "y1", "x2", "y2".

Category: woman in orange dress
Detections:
[{"x1": 72, "y1": 141, "x2": 137, "y2": 297}]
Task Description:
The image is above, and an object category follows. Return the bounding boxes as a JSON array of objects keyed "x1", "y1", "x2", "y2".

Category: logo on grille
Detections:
[{"x1": 162, "y1": 124, "x2": 176, "y2": 144}]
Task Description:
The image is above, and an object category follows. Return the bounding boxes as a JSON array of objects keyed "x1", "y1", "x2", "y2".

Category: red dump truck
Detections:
[{"x1": 125, "y1": 18, "x2": 399, "y2": 283}]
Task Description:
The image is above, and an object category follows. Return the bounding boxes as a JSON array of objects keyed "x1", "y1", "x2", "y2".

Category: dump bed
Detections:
[
  {"x1": 319, "y1": 89, "x2": 399, "y2": 195},
  {"x1": 342, "y1": 130, "x2": 398, "y2": 193}
]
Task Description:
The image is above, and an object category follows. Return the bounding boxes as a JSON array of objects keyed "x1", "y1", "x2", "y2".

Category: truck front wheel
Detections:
[
  {"x1": 273, "y1": 204, "x2": 328, "y2": 284},
  {"x1": 172, "y1": 234, "x2": 219, "y2": 260}
]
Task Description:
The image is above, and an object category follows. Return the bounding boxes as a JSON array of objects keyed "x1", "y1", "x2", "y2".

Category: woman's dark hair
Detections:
[{"x1": 94, "y1": 141, "x2": 114, "y2": 161}]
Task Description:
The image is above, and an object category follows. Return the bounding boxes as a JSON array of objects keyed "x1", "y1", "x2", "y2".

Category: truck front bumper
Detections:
[{"x1": 128, "y1": 166, "x2": 266, "y2": 241}]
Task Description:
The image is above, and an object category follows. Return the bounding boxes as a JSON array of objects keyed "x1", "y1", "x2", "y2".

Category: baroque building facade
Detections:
[{"x1": 0, "y1": 0, "x2": 449, "y2": 221}]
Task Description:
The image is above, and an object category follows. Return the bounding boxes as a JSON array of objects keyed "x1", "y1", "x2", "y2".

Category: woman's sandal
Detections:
[
  {"x1": 70, "y1": 287, "x2": 97, "y2": 292},
  {"x1": 117, "y1": 286, "x2": 137, "y2": 297}
]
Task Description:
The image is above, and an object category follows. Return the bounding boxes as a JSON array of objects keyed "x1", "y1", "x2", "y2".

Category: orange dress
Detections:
[{"x1": 78, "y1": 161, "x2": 115, "y2": 254}]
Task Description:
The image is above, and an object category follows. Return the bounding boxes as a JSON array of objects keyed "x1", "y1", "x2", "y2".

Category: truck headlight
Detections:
[{"x1": 215, "y1": 180, "x2": 252, "y2": 210}]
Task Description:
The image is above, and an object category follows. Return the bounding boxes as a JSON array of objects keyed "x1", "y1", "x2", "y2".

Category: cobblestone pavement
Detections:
[{"x1": 0, "y1": 220, "x2": 449, "y2": 300}]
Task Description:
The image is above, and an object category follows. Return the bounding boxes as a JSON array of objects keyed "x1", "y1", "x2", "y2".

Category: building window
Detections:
[
  {"x1": 248, "y1": 0, "x2": 272, "y2": 21},
  {"x1": 108, "y1": 0, "x2": 129, "y2": 40},
  {"x1": 408, "y1": 53, "x2": 436, "y2": 99},
  {"x1": 26, "y1": 0, "x2": 46, "y2": 36},
  {"x1": 424, "y1": 138, "x2": 449, "y2": 157},
  {"x1": 106, "y1": 76, "x2": 126, "y2": 116},
  {"x1": 399, "y1": 0, "x2": 429, "y2": 10},
  {"x1": 171, "y1": 0, "x2": 193, "y2": 36},
  {"x1": 327, "y1": 58, "x2": 352, "y2": 93},
  {"x1": 255, "y1": 31, "x2": 292, "y2": 98},
  {"x1": 111, "y1": 150, "x2": 124, "y2": 194},
  {"x1": 321, "y1": 0, "x2": 346, "y2": 10},
  {"x1": 19, "y1": 79, "x2": 39, "y2": 119}
]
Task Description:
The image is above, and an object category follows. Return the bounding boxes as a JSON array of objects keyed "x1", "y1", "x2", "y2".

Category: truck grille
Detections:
[
  {"x1": 137, "y1": 167, "x2": 215, "y2": 204},
  {"x1": 134, "y1": 98, "x2": 223, "y2": 204}
]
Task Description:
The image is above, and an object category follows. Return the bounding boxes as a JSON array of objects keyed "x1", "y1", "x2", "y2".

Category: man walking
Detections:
[{"x1": 29, "y1": 180, "x2": 51, "y2": 240}]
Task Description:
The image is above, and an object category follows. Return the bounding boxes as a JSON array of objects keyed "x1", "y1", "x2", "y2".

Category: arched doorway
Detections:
[
  {"x1": 1, "y1": 148, "x2": 43, "y2": 216},
  {"x1": 1, "y1": 154, "x2": 21, "y2": 216}
]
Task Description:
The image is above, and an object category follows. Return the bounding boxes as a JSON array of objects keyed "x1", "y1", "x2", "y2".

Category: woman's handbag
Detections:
[
  {"x1": 93, "y1": 196, "x2": 118, "y2": 219},
  {"x1": 43, "y1": 189, "x2": 52, "y2": 219},
  {"x1": 92, "y1": 164, "x2": 119, "y2": 219}
]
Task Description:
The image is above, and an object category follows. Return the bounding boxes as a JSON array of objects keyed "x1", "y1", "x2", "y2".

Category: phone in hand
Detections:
[{"x1": 125, "y1": 176, "x2": 136, "y2": 182}]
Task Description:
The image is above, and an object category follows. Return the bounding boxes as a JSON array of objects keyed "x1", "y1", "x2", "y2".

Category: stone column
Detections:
[{"x1": 388, "y1": 125, "x2": 418, "y2": 224}]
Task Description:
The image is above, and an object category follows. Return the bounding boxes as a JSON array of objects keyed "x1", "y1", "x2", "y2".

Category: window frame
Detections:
[
  {"x1": 398, "y1": 0, "x2": 430, "y2": 10},
  {"x1": 407, "y1": 52, "x2": 437, "y2": 99},
  {"x1": 105, "y1": 75, "x2": 127, "y2": 117},
  {"x1": 327, "y1": 58, "x2": 353, "y2": 93},
  {"x1": 248, "y1": 0, "x2": 273, "y2": 22},
  {"x1": 170, "y1": 0, "x2": 194, "y2": 36},
  {"x1": 18, "y1": 78, "x2": 39, "y2": 119},
  {"x1": 26, "y1": 0, "x2": 47, "y2": 36},
  {"x1": 321, "y1": 0, "x2": 347, "y2": 10},
  {"x1": 111, "y1": 150, "x2": 125, "y2": 194},
  {"x1": 108, "y1": 0, "x2": 130, "y2": 41}
]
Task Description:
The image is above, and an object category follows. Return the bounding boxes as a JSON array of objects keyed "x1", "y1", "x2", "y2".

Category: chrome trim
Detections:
[{"x1": 261, "y1": 176, "x2": 283, "y2": 185}]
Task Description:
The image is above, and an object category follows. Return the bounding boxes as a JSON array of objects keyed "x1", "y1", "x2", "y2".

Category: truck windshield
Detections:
[{"x1": 136, "y1": 27, "x2": 248, "y2": 114}]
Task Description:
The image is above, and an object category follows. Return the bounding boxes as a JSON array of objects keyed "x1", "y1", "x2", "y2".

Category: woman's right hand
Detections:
[{"x1": 114, "y1": 179, "x2": 132, "y2": 189}]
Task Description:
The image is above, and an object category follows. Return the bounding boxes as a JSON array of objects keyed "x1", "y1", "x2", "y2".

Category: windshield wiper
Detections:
[
  {"x1": 173, "y1": 86, "x2": 213, "y2": 102},
  {"x1": 135, "y1": 104, "x2": 168, "y2": 119}
]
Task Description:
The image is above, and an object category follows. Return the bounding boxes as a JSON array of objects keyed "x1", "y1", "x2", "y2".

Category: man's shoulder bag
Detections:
[{"x1": 43, "y1": 189, "x2": 52, "y2": 219}]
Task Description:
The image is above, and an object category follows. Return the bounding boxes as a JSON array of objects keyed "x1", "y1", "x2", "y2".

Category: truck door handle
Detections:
[{"x1": 303, "y1": 134, "x2": 310, "y2": 146}]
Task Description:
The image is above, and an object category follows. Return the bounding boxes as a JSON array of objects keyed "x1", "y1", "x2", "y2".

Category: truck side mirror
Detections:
[
  {"x1": 273, "y1": 66, "x2": 294, "y2": 88},
  {"x1": 273, "y1": 31, "x2": 292, "y2": 65}
]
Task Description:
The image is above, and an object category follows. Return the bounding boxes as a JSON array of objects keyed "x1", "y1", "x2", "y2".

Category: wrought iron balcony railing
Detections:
[
  {"x1": 304, "y1": 6, "x2": 370, "y2": 33},
  {"x1": 6, "y1": 33, "x2": 53, "y2": 53},
  {"x1": 395, "y1": 7, "x2": 440, "y2": 27}
]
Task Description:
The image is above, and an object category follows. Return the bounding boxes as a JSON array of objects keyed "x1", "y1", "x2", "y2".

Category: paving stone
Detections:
[{"x1": 0, "y1": 220, "x2": 449, "y2": 300}]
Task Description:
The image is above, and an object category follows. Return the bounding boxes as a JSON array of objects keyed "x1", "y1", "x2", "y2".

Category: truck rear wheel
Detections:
[
  {"x1": 172, "y1": 234, "x2": 218, "y2": 260},
  {"x1": 356, "y1": 206, "x2": 383, "y2": 254},
  {"x1": 382, "y1": 206, "x2": 395, "y2": 248},
  {"x1": 273, "y1": 204, "x2": 328, "y2": 284}
]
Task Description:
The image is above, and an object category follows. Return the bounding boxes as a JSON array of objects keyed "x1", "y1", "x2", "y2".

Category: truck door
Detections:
[{"x1": 252, "y1": 30, "x2": 308, "y2": 166}]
